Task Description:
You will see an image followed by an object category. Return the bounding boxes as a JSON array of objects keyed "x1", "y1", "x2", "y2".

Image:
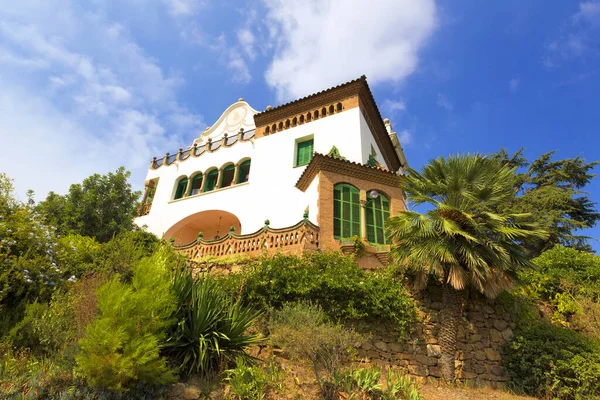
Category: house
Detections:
[{"x1": 134, "y1": 76, "x2": 408, "y2": 268}]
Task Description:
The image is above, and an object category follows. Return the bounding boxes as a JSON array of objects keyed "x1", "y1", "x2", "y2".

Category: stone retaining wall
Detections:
[
  {"x1": 356, "y1": 285, "x2": 516, "y2": 385},
  {"x1": 194, "y1": 261, "x2": 517, "y2": 386}
]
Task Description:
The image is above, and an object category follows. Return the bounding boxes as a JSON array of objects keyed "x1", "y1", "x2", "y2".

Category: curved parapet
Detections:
[{"x1": 174, "y1": 219, "x2": 320, "y2": 259}]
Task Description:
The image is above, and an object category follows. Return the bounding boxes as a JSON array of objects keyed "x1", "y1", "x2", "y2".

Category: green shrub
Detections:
[
  {"x1": 235, "y1": 252, "x2": 416, "y2": 336},
  {"x1": 76, "y1": 246, "x2": 177, "y2": 392},
  {"x1": 165, "y1": 270, "x2": 262, "y2": 377},
  {"x1": 269, "y1": 302, "x2": 363, "y2": 398},
  {"x1": 504, "y1": 320, "x2": 600, "y2": 399},
  {"x1": 225, "y1": 358, "x2": 271, "y2": 400}
]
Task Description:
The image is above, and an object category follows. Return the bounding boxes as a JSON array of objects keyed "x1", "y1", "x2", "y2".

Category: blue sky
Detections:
[{"x1": 1, "y1": 0, "x2": 599, "y2": 249}]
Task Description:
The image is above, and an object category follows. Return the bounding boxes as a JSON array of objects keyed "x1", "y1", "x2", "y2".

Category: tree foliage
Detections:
[
  {"x1": 490, "y1": 149, "x2": 599, "y2": 255},
  {"x1": 76, "y1": 246, "x2": 178, "y2": 391},
  {"x1": 37, "y1": 167, "x2": 140, "y2": 243},
  {"x1": 387, "y1": 154, "x2": 547, "y2": 381}
]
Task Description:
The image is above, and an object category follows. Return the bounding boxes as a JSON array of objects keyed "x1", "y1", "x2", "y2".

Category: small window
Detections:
[
  {"x1": 237, "y1": 160, "x2": 251, "y2": 184},
  {"x1": 220, "y1": 164, "x2": 235, "y2": 188},
  {"x1": 204, "y1": 169, "x2": 219, "y2": 192},
  {"x1": 296, "y1": 138, "x2": 314, "y2": 167},
  {"x1": 189, "y1": 173, "x2": 203, "y2": 196},
  {"x1": 174, "y1": 177, "x2": 188, "y2": 200}
]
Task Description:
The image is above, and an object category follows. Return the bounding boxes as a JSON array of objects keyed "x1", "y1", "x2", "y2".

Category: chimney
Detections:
[{"x1": 383, "y1": 118, "x2": 393, "y2": 135}]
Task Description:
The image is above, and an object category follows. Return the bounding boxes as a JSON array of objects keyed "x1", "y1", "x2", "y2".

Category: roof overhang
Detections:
[
  {"x1": 255, "y1": 76, "x2": 403, "y2": 172},
  {"x1": 295, "y1": 153, "x2": 402, "y2": 192}
]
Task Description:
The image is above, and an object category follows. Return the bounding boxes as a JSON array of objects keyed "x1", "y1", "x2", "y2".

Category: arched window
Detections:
[
  {"x1": 265, "y1": 126, "x2": 270, "y2": 134},
  {"x1": 336, "y1": 102, "x2": 342, "y2": 112},
  {"x1": 189, "y1": 173, "x2": 203, "y2": 196},
  {"x1": 174, "y1": 176, "x2": 188, "y2": 200},
  {"x1": 237, "y1": 160, "x2": 251, "y2": 184},
  {"x1": 204, "y1": 169, "x2": 219, "y2": 192},
  {"x1": 220, "y1": 164, "x2": 235, "y2": 188},
  {"x1": 321, "y1": 107, "x2": 327, "y2": 117},
  {"x1": 329, "y1": 105, "x2": 334, "y2": 114},
  {"x1": 333, "y1": 183, "x2": 361, "y2": 239},
  {"x1": 366, "y1": 192, "x2": 390, "y2": 244}
]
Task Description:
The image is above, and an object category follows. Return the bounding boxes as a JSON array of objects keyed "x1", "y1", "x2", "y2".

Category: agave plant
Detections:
[{"x1": 165, "y1": 269, "x2": 263, "y2": 376}]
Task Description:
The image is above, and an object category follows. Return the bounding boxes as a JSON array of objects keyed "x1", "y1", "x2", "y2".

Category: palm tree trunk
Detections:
[{"x1": 439, "y1": 283, "x2": 464, "y2": 382}]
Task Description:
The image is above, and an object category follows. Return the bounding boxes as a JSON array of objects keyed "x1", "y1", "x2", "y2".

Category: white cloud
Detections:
[
  {"x1": 162, "y1": 0, "x2": 203, "y2": 16},
  {"x1": 397, "y1": 129, "x2": 412, "y2": 146},
  {"x1": 237, "y1": 29, "x2": 256, "y2": 60},
  {"x1": 509, "y1": 78, "x2": 520, "y2": 92},
  {"x1": 383, "y1": 99, "x2": 406, "y2": 114},
  {"x1": 545, "y1": 1, "x2": 600, "y2": 67},
  {"x1": 0, "y1": 1, "x2": 203, "y2": 199},
  {"x1": 262, "y1": 0, "x2": 437, "y2": 101},
  {"x1": 576, "y1": 1, "x2": 600, "y2": 24},
  {"x1": 436, "y1": 93, "x2": 452, "y2": 111}
]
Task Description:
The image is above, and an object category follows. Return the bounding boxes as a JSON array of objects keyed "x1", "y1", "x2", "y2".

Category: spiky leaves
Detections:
[
  {"x1": 388, "y1": 154, "x2": 547, "y2": 381},
  {"x1": 165, "y1": 269, "x2": 262, "y2": 376}
]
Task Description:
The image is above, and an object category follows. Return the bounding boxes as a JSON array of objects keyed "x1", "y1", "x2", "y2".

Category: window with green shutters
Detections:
[
  {"x1": 188, "y1": 173, "x2": 203, "y2": 196},
  {"x1": 333, "y1": 183, "x2": 361, "y2": 239},
  {"x1": 220, "y1": 164, "x2": 235, "y2": 187},
  {"x1": 174, "y1": 177, "x2": 188, "y2": 200},
  {"x1": 296, "y1": 138, "x2": 314, "y2": 166},
  {"x1": 204, "y1": 169, "x2": 219, "y2": 192},
  {"x1": 366, "y1": 194, "x2": 390, "y2": 244},
  {"x1": 237, "y1": 160, "x2": 251, "y2": 183}
]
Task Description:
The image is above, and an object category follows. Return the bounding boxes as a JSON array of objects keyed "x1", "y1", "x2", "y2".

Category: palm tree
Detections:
[{"x1": 387, "y1": 154, "x2": 547, "y2": 382}]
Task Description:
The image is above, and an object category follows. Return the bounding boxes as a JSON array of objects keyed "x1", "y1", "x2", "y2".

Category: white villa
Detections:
[{"x1": 134, "y1": 76, "x2": 408, "y2": 267}]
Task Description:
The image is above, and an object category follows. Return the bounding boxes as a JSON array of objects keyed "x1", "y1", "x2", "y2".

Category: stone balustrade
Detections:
[{"x1": 174, "y1": 219, "x2": 320, "y2": 259}]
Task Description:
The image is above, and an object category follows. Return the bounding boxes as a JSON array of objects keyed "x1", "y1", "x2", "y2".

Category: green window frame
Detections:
[
  {"x1": 174, "y1": 177, "x2": 188, "y2": 200},
  {"x1": 296, "y1": 138, "x2": 314, "y2": 166},
  {"x1": 220, "y1": 164, "x2": 235, "y2": 188},
  {"x1": 189, "y1": 173, "x2": 203, "y2": 196},
  {"x1": 204, "y1": 169, "x2": 219, "y2": 192},
  {"x1": 366, "y1": 193, "x2": 390, "y2": 244},
  {"x1": 237, "y1": 160, "x2": 251, "y2": 184},
  {"x1": 333, "y1": 183, "x2": 361, "y2": 239}
]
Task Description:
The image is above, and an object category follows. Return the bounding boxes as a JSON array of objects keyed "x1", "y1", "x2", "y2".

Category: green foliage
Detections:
[
  {"x1": 165, "y1": 270, "x2": 262, "y2": 377},
  {"x1": 333, "y1": 366, "x2": 423, "y2": 400},
  {"x1": 225, "y1": 358, "x2": 275, "y2": 400},
  {"x1": 504, "y1": 320, "x2": 600, "y2": 399},
  {"x1": 519, "y1": 246, "x2": 600, "y2": 334},
  {"x1": 388, "y1": 154, "x2": 547, "y2": 298},
  {"x1": 234, "y1": 252, "x2": 416, "y2": 336},
  {"x1": 490, "y1": 149, "x2": 599, "y2": 254},
  {"x1": 0, "y1": 173, "x2": 70, "y2": 333},
  {"x1": 269, "y1": 302, "x2": 363, "y2": 398},
  {"x1": 37, "y1": 167, "x2": 141, "y2": 243},
  {"x1": 76, "y1": 246, "x2": 177, "y2": 391}
]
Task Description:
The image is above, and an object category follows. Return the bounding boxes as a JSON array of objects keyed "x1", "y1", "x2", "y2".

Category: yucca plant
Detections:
[{"x1": 165, "y1": 269, "x2": 262, "y2": 376}]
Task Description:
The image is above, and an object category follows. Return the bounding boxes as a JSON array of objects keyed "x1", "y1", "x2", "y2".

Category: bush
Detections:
[
  {"x1": 234, "y1": 252, "x2": 416, "y2": 336},
  {"x1": 9, "y1": 273, "x2": 105, "y2": 360},
  {"x1": 269, "y1": 302, "x2": 363, "y2": 398},
  {"x1": 504, "y1": 320, "x2": 600, "y2": 399},
  {"x1": 225, "y1": 358, "x2": 280, "y2": 400},
  {"x1": 165, "y1": 270, "x2": 262, "y2": 377},
  {"x1": 76, "y1": 246, "x2": 178, "y2": 392}
]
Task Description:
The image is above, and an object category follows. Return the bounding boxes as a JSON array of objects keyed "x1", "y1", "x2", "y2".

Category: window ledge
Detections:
[{"x1": 169, "y1": 181, "x2": 250, "y2": 204}]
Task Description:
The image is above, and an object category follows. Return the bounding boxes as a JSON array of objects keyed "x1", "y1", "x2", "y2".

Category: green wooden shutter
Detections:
[
  {"x1": 204, "y1": 170, "x2": 219, "y2": 192},
  {"x1": 174, "y1": 177, "x2": 188, "y2": 199},
  {"x1": 366, "y1": 194, "x2": 390, "y2": 244},
  {"x1": 296, "y1": 139, "x2": 314, "y2": 166},
  {"x1": 333, "y1": 183, "x2": 361, "y2": 239}
]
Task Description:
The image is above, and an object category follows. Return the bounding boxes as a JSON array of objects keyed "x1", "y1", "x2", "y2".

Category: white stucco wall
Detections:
[
  {"x1": 359, "y1": 112, "x2": 387, "y2": 167},
  {"x1": 135, "y1": 103, "x2": 380, "y2": 242}
]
